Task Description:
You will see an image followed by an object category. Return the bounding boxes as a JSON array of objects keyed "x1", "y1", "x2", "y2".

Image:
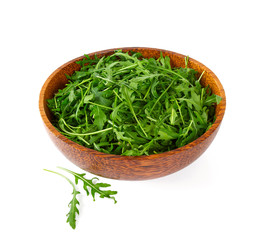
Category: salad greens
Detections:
[
  {"x1": 44, "y1": 167, "x2": 117, "y2": 229},
  {"x1": 47, "y1": 50, "x2": 221, "y2": 156}
]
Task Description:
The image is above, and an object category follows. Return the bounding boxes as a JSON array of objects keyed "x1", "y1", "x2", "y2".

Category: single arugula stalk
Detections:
[
  {"x1": 43, "y1": 169, "x2": 80, "y2": 229},
  {"x1": 44, "y1": 167, "x2": 118, "y2": 229},
  {"x1": 47, "y1": 50, "x2": 222, "y2": 156}
]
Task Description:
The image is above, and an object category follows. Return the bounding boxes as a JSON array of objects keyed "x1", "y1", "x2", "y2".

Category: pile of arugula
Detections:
[{"x1": 48, "y1": 50, "x2": 221, "y2": 156}]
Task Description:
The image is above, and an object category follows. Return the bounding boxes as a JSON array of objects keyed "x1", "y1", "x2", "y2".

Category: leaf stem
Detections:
[
  {"x1": 59, "y1": 119, "x2": 113, "y2": 136},
  {"x1": 88, "y1": 101, "x2": 114, "y2": 110},
  {"x1": 183, "y1": 120, "x2": 193, "y2": 137},
  {"x1": 57, "y1": 167, "x2": 117, "y2": 203},
  {"x1": 174, "y1": 97, "x2": 185, "y2": 126},
  {"x1": 197, "y1": 70, "x2": 205, "y2": 82},
  {"x1": 185, "y1": 56, "x2": 189, "y2": 68},
  {"x1": 113, "y1": 89, "x2": 123, "y2": 102},
  {"x1": 43, "y1": 169, "x2": 80, "y2": 229},
  {"x1": 44, "y1": 169, "x2": 75, "y2": 187},
  {"x1": 122, "y1": 86, "x2": 148, "y2": 137},
  {"x1": 150, "y1": 80, "x2": 175, "y2": 114}
]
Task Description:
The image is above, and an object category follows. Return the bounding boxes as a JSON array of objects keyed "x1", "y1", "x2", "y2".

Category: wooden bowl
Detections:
[{"x1": 39, "y1": 47, "x2": 226, "y2": 180}]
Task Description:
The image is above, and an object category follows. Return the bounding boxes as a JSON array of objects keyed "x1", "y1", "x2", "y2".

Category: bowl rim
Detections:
[{"x1": 39, "y1": 47, "x2": 226, "y2": 160}]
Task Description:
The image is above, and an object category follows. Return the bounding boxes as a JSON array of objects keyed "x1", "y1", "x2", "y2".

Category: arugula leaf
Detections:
[
  {"x1": 68, "y1": 89, "x2": 76, "y2": 102},
  {"x1": 66, "y1": 188, "x2": 80, "y2": 229},
  {"x1": 157, "y1": 127, "x2": 179, "y2": 140},
  {"x1": 58, "y1": 167, "x2": 117, "y2": 203},
  {"x1": 43, "y1": 169, "x2": 80, "y2": 229},
  {"x1": 170, "y1": 107, "x2": 177, "y2": 125},
  {"x1": 114, "y1": 128, "x2": 133, "y2": 142},
  {"x1": 91, "y1": 106, "x2": 107, "y2": 130},
  {"x1": 83, "y1": 94, "x2": 94, "y2": 103},
  {"x1": 204, "y1": 94, "x2": 222, "y2": 106},
  {"x1": 92, "y1": 87, "x2": 113, "y2": 107}
]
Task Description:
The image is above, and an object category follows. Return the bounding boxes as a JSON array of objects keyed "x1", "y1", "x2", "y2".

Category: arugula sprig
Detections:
[
  {"x1": 44, "y1": 167, "x2": 117, "y2": 229},
  {"x1": 48, "y1": 50, "x2": 222, "y2": 156},
  {"x1": 58, "y1": 167, "x2": 117, "y2": 203}
]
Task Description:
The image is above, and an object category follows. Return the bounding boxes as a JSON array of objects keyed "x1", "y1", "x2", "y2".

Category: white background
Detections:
[{"x1": 1, "y1": 0, "x2": 258, "y2": 239}]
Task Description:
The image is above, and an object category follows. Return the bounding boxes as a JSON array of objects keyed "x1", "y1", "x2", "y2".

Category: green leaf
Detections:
[
  {"x1": 58, "y1": 167, "x2": 118, "y2": 203},
  {"x1": 110, "y1": 102, "x2": 125, "y2": 123},
  {"x1": 178, "y1": 97, "x2": 202, "y2": 112},
  {"x1": 216, "y1": 95, "x2": 222, "y2": 104},
  {"x1": 91, "y1": 106, "x2": 107, "y2": 130},
  {"x1": 66, "y1": 189, "x2": 80, "y2": 229},
  {"x1": 157, "y1": 128, "x2": 179, "y2": 140},
  {"x1": 204, "y1": 94, "x2": 222, "y2": 106},
  {"x1": 121, "y1": 149, "x2": 142, "y2": 156},
  {"x1": 83, "y1": 94, "x2": 94, "y2": 103},
  {"x1": 73, "y1": 71, "x2": 88, "y2": 79},
  {"x1": 92, "y1": 87, "x2": 113, "y2": 107},
  {"x1": 68, "y1": 89, "x2": 76, "y2": 102},
  {"x1": 170, "y1": 107, "x2": 177, "y2": 125},
  {"x1": 114, "y1": 129, "x2": 133, "y2": 142}
]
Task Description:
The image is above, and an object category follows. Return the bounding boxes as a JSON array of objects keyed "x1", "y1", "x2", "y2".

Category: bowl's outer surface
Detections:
[{"x1": 39, "y1": 47, "x2": 226, "y2": 180}]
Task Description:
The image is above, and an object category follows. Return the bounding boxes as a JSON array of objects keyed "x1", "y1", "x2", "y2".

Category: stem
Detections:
[
  {"x1": 95, "y1": 56, "x2": 105, "y2": 70},
  {"x1": 113, "y1": 89, "x2": 123, "y2": 102},
  {"x1": 59, "y1": 119, "x2": 113, "y2": 136},
  {"x1": 108, "y1": 120, "x2": 118, "y2": 128},
  {"x1": 150, "y1": 80, "x2": 174, "y2": 114},
  {"x1": 112, "y1": 52, "x2": 136, "y2": 61},
  {"x1": 43, "y1": 169, "x2": 76, "y2": 190},
  {"x1": 147, "y1": 116, "x2": 157, "y2": 122},
  {"x1": 75, "y1": 86, "x2": 84, "y2": 122},
  {"x1": 174, "y1": 97, "x2": 185, "y2": 126},
  {"x1": 183, "y1": 120, "x2": 193, "y2": 137},
  {"x1": 75, "y1": 78, "x2": 91, "y2": 87},
  {"x1": 200, "y1": 88, "x2": 204, "y2": 106},
  {"x1": 130, "y1": 106, "x2": 148, "y2": 137},
  {"x1": 96, "y1": 75, "x2": 116, "y2": 84},
  {"x1": 77, "y1": 136, "x2": 90, "y2": 145},
  {"x1": 88, "y1": 101, "x2": 114, "y2": 110},
  {"x1": 185, "y1": 56, "x2": 189, "y2": 68},
  {"x1": 54, "y1": 96, "x2": 58, "y2": 109},
  {"x1": 122, "y1": 87, "x2": 148, "y2": 137},
  {"x1": 113, "y1": 63, "x2": 138, "y2": 75},
  {"x1": 143, "y1": 84, "x2": 152, "y2": 100},
  {"x1": 57, "y1": 167, "x2": 106, "y2": 198},
  {"x1": 61, "y1": 119, "x2": 77, "y2": 132},
  {"x1": 197, "y1": 70, "x2": 205, "y2": 82},
  {"x1": 155, "y1": 66, "x2": 194, "y2": 86}
]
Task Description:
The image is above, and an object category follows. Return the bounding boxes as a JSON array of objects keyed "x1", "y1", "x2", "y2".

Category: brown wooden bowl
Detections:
[{"x1": 39, "y1": 47, "x2": 226, "y2": 180}]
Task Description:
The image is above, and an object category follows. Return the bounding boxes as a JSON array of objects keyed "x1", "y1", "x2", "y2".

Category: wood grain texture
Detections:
[{"x1": 39, "y1": 47, "x2": 226, "y2": 180}]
